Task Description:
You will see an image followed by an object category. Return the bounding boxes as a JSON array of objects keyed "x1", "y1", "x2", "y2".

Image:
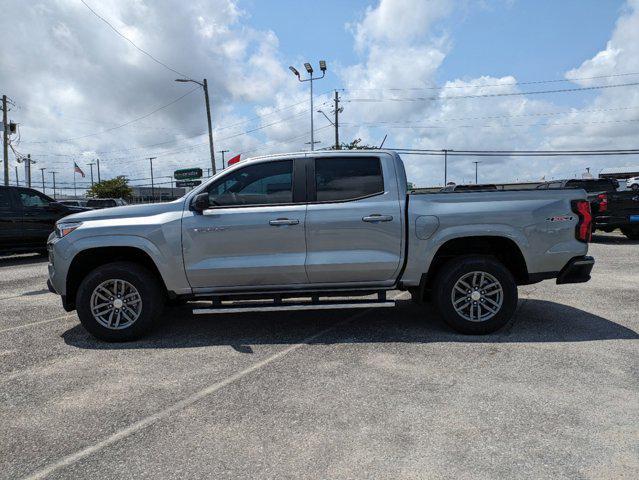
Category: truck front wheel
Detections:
[
  {"x1": 76, "y1": 261, "x2": 164, "y2": 341},
  {"x1": 433, "y1": 256, "x2": 518, "y2": 335}
]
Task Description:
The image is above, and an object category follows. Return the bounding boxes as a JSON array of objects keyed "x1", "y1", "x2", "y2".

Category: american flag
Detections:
[{"x1": 74, "y1": 162, "x2": 85, "y2": 178}]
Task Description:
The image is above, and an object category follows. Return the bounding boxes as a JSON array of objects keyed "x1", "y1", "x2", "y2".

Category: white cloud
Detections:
[
  {"x1": 3, "y1": 0, "x2": 639, "y2": 194},
  {"x1": 340, "y1": 0, "x2": 639, "y2": 187},
  {"x1": 0, "y1": 0, "x2": 293, "y2": 190}
]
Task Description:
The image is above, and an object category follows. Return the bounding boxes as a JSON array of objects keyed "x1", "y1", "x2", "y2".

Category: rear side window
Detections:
[
  {"x1": 19, "y1": 190, "x2": 49, "y2": 208},
  {"x1": 314, "y1": 157, "x2": 384, "y2": 202}
]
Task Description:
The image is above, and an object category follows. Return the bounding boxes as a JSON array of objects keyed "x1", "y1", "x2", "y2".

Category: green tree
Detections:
[
  {"x1": 330, "y1": 138, "x2": 378, "y2": 150},
  {"x1": 86, "y1": 176, "x2": 133, "y2": 199}
]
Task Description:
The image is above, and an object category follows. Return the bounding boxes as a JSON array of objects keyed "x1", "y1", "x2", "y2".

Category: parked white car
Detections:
[{"x1": 627, "y1": 176, "x2": 639, "y2": 191}]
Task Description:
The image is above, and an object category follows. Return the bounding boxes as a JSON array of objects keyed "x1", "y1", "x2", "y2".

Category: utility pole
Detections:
[
  {"x1": 26, "y1": 154, "x2": 33, "y2": 187},
  {"x1": 50, "y1": 171, "x2": 57, "y2": 199},
  {"x1": 87, "y1": 162, "x2": 95, "y2": 186},
  {"x1": 39, "y1": 167, "x2": 46, "y2": 194},
  {"x1": 2, "y1": 95, "x2": 8, "y2": 186},
  {"x1": 175, "y1": 78, "x2": 216, "y2": 175},
  {"x1": 289, "y1": 61, "x2": 327, "y2": 151},
  {"x1": 149, "y1": 157, "x2": 156, "y2": 203},
  {"x1": 16, "y1": 154, "x2": 34, "y2": 187},
  {"x1": 203, "y1": 79, "x2": 216, "y2": 175},
  {"x1": 96, "y1": 158, "x2": 101, "y2": 182},
  {"x1": 14, "y1": 165, "x2": 19, "y2": 186},
  {"x1": 473, "y1": 161, "x2": 481, "y2": 184},
  {"x1": 218, "y1": 149, "x2": 229, "y2": 169},
  {"x1": 334, "y1": 91, "x2": 341, "y2": 149}
]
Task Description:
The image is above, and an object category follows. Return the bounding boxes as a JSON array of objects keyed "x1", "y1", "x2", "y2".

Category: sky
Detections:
[{"x1": 2, "y1": 0, "x2": 639, "y2": 193}]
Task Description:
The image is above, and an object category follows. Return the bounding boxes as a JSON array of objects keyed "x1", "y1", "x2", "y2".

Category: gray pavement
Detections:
[{"x1": 0, "y1": 232, "x2": 637, "y2": 479}]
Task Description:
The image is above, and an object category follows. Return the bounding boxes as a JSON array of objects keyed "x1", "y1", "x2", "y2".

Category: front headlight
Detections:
[{"x1": 56, "y1": 221, "x2": 82, "y2": 238}]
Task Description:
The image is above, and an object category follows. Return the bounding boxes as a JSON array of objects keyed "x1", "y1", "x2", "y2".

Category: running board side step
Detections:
[{"x1": 192, "y1": 300, "x2": 396, "y2": 315}]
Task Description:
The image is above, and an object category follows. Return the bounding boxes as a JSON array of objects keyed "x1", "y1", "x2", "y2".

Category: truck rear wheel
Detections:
[
  {"x1": 76, "y1": 262, "x2": 164, "y2": 341},
  {"x1": 433, "y1": 256, "x2": 518, "y2": 335}
]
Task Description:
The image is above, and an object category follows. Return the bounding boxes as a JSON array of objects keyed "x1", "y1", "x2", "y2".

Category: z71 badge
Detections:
[{"x1": 547, "y1": 215, "x2": 574, "y2": 222}]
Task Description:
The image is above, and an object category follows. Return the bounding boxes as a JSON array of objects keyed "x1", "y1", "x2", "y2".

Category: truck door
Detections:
[
  {"x1": 304, "y1": 154, "x2": 403, "y2": 284},
  {"x1": 16, "y1": 188, "x2": 59, "y2": 247},
  {"x1": 0, "y1": 188, "x2": 22, "y2": 251},
  {"x1": 182, "y1": 159, "x2": 309, "y2": 289}
]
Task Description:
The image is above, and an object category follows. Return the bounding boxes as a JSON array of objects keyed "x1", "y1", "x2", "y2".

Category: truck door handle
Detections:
[
  {"x1": 269, "y1": 218, "x2": 299, "y2": 226},
  {"x1": 362, "y1": 214, "x2": 393, "y2": 223}
]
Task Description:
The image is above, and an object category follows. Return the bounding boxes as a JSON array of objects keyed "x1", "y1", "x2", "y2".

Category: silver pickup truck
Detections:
[{"x1": 47, "y1": 150, "x2": 594, "y2": 341}]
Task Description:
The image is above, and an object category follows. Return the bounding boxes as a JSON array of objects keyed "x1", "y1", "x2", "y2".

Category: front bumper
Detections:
[{"x1": 556, "y1": 256, "x2": 595, "y2": 285}]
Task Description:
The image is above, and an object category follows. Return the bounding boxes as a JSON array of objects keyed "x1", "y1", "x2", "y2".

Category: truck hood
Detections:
[{"x1": 61, "y1": 200, "x2": 184, "y2": 222}]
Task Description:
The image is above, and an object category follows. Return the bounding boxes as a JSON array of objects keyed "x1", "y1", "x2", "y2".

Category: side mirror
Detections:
[
  {"x1": 48, "y1": 201, "x2": 64, "y2": 211},
  {"x1": 191, "y1": 193, "x2": 210, "y2": 212}
]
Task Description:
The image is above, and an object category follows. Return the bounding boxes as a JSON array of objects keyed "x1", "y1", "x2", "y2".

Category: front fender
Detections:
[{"x1": 53, "y1": 234, "x2": 191, "y2": 297}]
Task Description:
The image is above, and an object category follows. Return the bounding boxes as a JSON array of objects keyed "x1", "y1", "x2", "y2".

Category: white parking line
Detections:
[
  {"x1": 23, "y1": 292, "x2": 407, "y2": 480},
  {"x1": 0, "y1": 314, "x2": 75, "y2": 334}
]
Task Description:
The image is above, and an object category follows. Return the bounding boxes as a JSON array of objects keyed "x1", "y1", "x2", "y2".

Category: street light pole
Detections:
[
  {"x1": 87, "y1": 162, "x2": 95, "y2": 186},
  {"x1": 473, "y1": 161, "x2": 481, "y2": 184},
  {"x1": 289, "y1": 61, "x2": 327, "y2": 151},
  {"x1": 149, "y1": 157, "x2": 156, "y2": 203},
  {"x1": 175, "y1": 78, "x2": 216, "y2": 175},
  {"x1": 39, "y1": 167, "x2": 46, "y2": 194},
  {"x1": 50, "y1": 171, "x2": 57, "y2": 199},
  {"x1": 218, "y1": 149, "x2": 229, "y2": 169},
  {"x1": 443, "y1": 149, "x2": 448, "y2": 186}
]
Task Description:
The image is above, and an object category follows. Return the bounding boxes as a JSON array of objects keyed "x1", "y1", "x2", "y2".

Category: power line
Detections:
[
  {"x1": 79, "y1": 0, "x2": 190, "y2": 78},
  {"x1": 343, "y1": 117, "x2": 639, "y2": 130},
  {"x1": 23, "y1": 86, "x2": 199, "y2": 144},
  {"x1": 27, "y1": 101, "x2": 332, "y2": 161},
  {"x1": 338, "y1": 105, "x2": 639, "y2": 125},
  {"x1": 343, "y1": 71, "x2": 639, "y2": 93},
  {"x1": 390, "y1": 148, "x2": 639, "y2": 157},
  {"x1": 345, "y1": 81, "x2": 639, "y2": 103}
]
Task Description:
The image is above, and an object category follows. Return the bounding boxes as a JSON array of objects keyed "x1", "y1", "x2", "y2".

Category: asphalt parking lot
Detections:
[{"x1": 1, "y1": 232, "x2": 638, "y2": 479}]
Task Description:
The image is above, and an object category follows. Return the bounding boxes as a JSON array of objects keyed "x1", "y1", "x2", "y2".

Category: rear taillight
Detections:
[
  {"x1": 597, "y1": 193, "x2": 608, "y2": 212},
  {"x1": 571, "y1": 200, "x2": 592, "y2": 243}
]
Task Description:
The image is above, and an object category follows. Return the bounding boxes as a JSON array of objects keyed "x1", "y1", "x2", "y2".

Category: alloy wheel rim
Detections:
[
  {"x1": 90, "y1": 279, "x2": 142, "y2": 330},
  {"x1": 451, "y1": 271, "x2": 503, "y2": 322}
]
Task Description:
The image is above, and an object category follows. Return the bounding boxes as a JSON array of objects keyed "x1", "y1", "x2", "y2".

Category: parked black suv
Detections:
[
  {"x1": 0, "y1": 186, "x2": 88, "y2": 255},
  {"x1": 594, "y1": 191, "x2": 639, "y2": 239}
]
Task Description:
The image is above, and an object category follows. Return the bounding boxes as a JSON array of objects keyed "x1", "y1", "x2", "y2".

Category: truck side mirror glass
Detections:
[{"x1": 192, "y1": 193, "x2": 210, "y2": 212}]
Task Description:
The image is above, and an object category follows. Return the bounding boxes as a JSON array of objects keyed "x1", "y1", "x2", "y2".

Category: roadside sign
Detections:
[
  {"x1": 176, "y1": 180, "x2": 202, "y2": 188},
  {"x1": 174, "y1": 168, "x2": 203, "y2": 180}
]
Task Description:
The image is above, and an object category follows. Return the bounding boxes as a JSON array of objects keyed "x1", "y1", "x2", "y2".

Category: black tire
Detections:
[
  {"x1": 621, "y1": 227, "x2": 639, "y2": 240},
  {"x1": 433, "y1": 255, "x2": 518, "y2": 335},
  {"x1": 631, "y1": 184, "x2": 639, "y2": 191},
  {"x1": 76, "y1": 261, "x2": 164, "y2": 341}
]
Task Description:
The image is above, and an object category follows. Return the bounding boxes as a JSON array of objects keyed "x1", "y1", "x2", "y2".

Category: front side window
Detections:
[
  {"x1": 19, "y1": 190, "x2": 50, "y2": 208},
  {"x1": 208, "y1": 160, "x2": 293, "y2": 206},
  {"x1": 315, "y1": 157, "x2": 384, "y2": 202}
]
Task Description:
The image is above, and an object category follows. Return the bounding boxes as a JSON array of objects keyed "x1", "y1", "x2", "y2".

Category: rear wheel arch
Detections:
[
  {"x1": 66, "y1": 246, "x2": 168, "y2": 310},
  {"x1": 421, "y1": 235, "x2": 529, "y2": 296}
]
